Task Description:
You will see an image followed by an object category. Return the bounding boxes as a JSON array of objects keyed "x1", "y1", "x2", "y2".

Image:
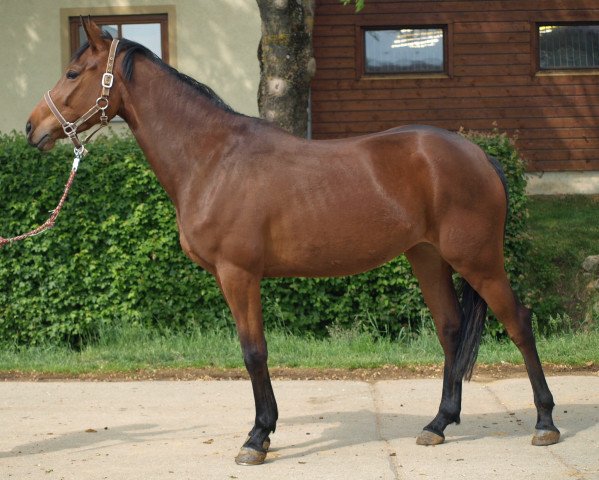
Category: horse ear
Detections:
[{"x1": 81, "y1": 16, "x2": 106, "y2": 51}]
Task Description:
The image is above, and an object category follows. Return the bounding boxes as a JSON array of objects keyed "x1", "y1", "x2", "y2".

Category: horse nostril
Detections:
[{"x1": 26, "y1": 121, "x2": 32, "y2": 135}]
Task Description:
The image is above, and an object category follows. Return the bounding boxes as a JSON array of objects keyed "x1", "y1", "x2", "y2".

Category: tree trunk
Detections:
[{"x1": 256, "y1": 0, "x2": 316, "y2": 137}]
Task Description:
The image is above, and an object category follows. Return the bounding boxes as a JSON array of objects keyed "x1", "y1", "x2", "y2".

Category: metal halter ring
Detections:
[
  {"x1": 74, "y1": 145, "x2": 86, "y2": 157},
  {"x1": 96, "y1": 97, "x2": 109, "y2": 110}
]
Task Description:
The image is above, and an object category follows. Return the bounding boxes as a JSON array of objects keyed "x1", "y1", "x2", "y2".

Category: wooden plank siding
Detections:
[{"x1": 310, "y1": 0, "x2": 599, "y2": 171}]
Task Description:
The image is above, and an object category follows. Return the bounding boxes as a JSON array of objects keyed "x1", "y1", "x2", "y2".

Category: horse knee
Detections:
[{"x1": 242, "y1": 344, "x2": 268, "y2": 371}]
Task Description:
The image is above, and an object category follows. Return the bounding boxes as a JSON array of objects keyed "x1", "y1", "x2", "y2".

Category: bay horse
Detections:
[{"x1": 26, "y1": 19, "x2": 559, "y2": 465}]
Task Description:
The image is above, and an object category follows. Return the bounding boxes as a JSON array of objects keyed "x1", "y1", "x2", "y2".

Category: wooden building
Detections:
[{"x1": 311, "y1": 0, "x2": 599, "y2": 172}]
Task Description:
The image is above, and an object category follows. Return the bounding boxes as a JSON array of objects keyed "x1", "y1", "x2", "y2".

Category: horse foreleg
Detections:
[
  {"x1": 406, "y1": 244, "x2": 463, "y2": 445},
  {"x1": 216, "y1": 264, "x2": 278, "y2": 465}
]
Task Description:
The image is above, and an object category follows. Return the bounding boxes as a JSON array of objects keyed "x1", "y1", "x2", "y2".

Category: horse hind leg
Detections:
[
  {"x1": 460, "y1": 264, "x2": 560, "y2": 446},
  {"x1": 406, "y1": 243, "x2": 465, "y2": 445}
]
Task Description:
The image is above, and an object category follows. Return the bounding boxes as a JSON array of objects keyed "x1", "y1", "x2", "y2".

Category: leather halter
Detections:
[{"x1": 44, "y1": 39, "x2": 119, "y2": 158}]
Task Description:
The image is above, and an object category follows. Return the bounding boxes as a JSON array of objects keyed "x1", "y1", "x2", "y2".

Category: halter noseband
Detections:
[{"x1": 44, "y1": 38, "x2": 119, "y2": 159}]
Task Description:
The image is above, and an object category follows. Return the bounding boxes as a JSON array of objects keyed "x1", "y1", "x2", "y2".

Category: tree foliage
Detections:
[{"x1": 340, "y1": 0, "x2": 366, "y2": 11}]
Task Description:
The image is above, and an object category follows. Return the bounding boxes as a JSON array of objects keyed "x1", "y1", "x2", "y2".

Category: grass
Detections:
[
  {"x1": 0, "y1": 323, "x2": 597, "y2": 376},
  {"x1": 524, "y1": 195, "x2": 599, "y2": 327}
]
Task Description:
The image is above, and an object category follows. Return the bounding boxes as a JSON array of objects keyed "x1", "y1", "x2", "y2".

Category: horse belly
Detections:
[{"x1": 264, "y1": 203, "x2": 421, "y2": 278}]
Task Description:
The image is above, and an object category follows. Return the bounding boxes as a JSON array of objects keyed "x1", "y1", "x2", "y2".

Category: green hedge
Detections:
[{"x1": 0, "y1": 131, "x2": 528, "y2": 346}]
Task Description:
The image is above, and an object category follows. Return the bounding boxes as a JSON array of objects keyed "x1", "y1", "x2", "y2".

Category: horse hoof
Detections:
[
  {"x1": 235, "y1": 437, "x2": 271, "y2": 465},
  {"x1": 235, "y1": 447, "x2": 267, "y2": 466},
  {"x1": 532, "y1": 429, "x2": 560, "y2": 446},
  {"x1": 416, "y1": 430, "x2": 445, "y2": 446}
]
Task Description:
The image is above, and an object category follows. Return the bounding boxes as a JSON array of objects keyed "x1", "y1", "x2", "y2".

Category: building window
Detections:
[
  {"x1": 363, "y1": 27, "x2": 445, "y2": 74},
  {"x1": 69, "y1": 14, "x2": 169, "y2": 62},
  {"x1": 538, "y1": 24, "x2": 599, "y2": 70}
]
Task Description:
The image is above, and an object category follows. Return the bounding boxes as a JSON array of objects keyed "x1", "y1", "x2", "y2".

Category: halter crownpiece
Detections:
[{"x1": 44, "y1": 38, "x2": 120, "y2": 163}]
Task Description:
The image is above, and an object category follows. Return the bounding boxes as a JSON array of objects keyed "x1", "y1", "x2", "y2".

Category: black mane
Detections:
[{"x1": 73, "y1": 35, "x2": 238, "y2": 114}]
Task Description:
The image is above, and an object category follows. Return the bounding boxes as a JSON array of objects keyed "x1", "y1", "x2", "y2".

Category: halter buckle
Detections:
[
  {"x1": 101, "y1": 73, "x2": 114, "y2": 89},
  {"x1": 63, "y1": 123, "x2": 77, "y2": 137}
]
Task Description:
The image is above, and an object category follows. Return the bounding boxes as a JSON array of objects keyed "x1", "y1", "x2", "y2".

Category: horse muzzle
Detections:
[
  {"x1": 26, "y1": 106, "x2": 61, "y2": 152},
  {"x1": 26, "y1": 121, "x2": 57, "y2": 151}
]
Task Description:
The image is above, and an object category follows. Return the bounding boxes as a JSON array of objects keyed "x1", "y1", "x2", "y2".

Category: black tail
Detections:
[
  {"x1": 451, "y1": 153, "x2": 509, "y2": 382},
  {"x1": 452, "y1": 279, "x2": 488, "y2": 381}
]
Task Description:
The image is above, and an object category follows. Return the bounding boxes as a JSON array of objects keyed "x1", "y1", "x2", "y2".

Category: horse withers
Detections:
[{"x1": 25, "y1": 19, "x2": 560, "y2": 465}]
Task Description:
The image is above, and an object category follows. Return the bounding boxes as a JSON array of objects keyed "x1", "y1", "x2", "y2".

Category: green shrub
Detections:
[
  {"x1": 1, "y1": 133, "x2": 229, "y2": 346},
  {"x1": 0, "y1": 130, "x2": 529, "y2": 345}
]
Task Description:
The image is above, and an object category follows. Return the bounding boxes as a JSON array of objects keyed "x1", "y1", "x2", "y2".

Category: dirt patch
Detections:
[{"x1": 1, "y1": 362, "x2": 596, "y2": 382}]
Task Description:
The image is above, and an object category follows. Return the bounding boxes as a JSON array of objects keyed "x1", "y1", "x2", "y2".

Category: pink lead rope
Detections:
[{"x1": 0, "y1": 156, "x2": 80, "y2": 250}]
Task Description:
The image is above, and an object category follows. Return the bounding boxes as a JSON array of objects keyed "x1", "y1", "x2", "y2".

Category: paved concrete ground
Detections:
[{"x1": 0, "y1": 375, "x2": 597, "y2": 479}]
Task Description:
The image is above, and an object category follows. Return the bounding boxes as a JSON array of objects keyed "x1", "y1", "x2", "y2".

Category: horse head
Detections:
[{"x1": 26, "y1": 19, "x2": 122, "y2": 152}]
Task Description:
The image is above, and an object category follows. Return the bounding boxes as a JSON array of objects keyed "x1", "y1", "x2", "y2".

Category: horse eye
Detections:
[{"x1": 66, "y1": 70, "x2": 79, "y2": 80}]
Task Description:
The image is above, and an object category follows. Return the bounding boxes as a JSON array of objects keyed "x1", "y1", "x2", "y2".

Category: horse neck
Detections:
[{"x1": 117, "y1": 57, "x2": 242, "y2": 203}]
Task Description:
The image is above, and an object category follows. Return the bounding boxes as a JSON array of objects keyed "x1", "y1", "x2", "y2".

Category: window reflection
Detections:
[
  {"x1": 78, "y1": 23, "x2": 163, "y2": 59},
  {"x1": 539, "y1": 24, "x2": 599, "y2": 69},
  {"x1": 365, "y1": 28, "x2": 444, "y2": 74}
]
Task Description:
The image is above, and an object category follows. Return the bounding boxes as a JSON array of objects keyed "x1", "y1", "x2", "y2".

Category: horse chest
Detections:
[{"x1": 176, "y1": 218, "x2": 220, "y2": 274}]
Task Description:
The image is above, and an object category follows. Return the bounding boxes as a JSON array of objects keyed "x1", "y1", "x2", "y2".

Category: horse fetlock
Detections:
[
  {"x1": 439, "y1": 404, "x2": 461, "y2": 426},
  {"x1": 535, "y1": 416, "x2": 559, "y2": 433},
  {"x1": 244, "y1": 432, "x2": 271, "y2": 451},
  {"x1": 422, "y1": 418, "x2": 447, "y2": 437},
  {"x1": 247, "y1": 424, "x2": 273, "y2": 448},
  {"x1": 255, "y1": 410, "x2": 277, "y2": 432},
  {"x1": 535, "y1": 393, "x2": 555, "y2": 412}
]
